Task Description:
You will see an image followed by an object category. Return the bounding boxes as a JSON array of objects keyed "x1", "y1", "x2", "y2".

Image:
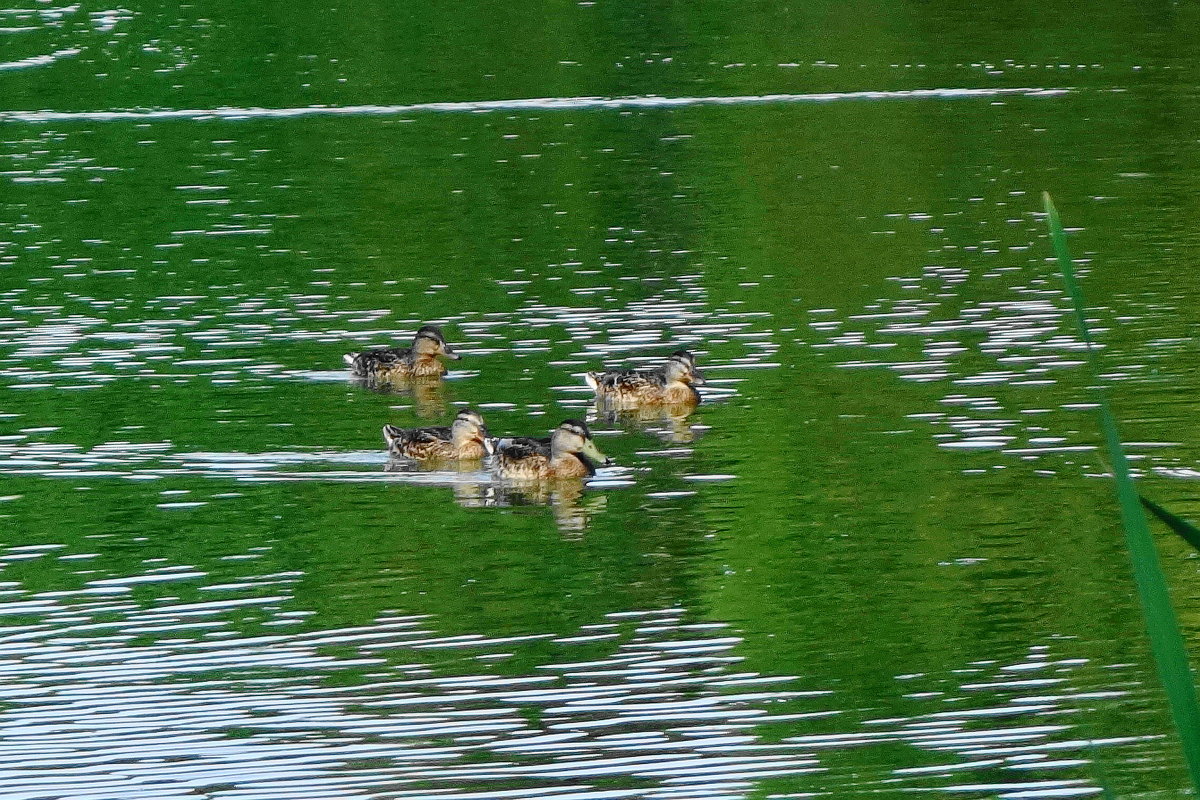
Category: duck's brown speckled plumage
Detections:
[
  {"x1": 383, "y1": 408, "x2": 488, "y2": 461},
  {"x1": 585, "y1": 350, "x2": 706, "y2": 406},
  {"x1": 492, "y1": 419, "x2": 610, "y2": 479},
  {"x1": 346, "y1": 325, "x2": 460, "y2": 380}
]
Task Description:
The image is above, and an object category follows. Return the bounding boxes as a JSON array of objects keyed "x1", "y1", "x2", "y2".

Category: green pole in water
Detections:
[{"x1": 1042, "y1": 192, "x2": 1200, "y2": 789}]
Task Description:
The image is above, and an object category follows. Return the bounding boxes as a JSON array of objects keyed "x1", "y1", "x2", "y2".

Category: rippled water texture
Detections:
[{"x1": 3, "y1": 1, "x2": 1200, "y2": 797}]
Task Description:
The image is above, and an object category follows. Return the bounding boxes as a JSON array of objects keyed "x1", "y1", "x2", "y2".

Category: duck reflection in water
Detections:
[
  {"x1": 590, "y1": 401, "x2": 702, "y2": 444},
  {"x1": 380, "y1": 466, "x2": 610, "y2": 535},
  {"x1": 353, "y1": 374, "x2": 447, "y2": 419},
  {"x1": 452, "y1": 480, "x2": 608, "y2": 536}
]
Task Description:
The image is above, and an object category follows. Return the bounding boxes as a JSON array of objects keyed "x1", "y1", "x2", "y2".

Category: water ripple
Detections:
[
  {"x1": 0, "y1": 87, "x2": 1069, "y2": 124},
  {"x1": 0, "y1": 577, "x2": 1147, "y2": 799},
  {"x1": 808, "y1": 197, "x2": 1195, "y2": 478}
]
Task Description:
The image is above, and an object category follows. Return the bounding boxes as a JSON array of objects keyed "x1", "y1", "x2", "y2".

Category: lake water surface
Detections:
[{"x1": 3, "y1": 2, "x2": 1200, "y2": 797}]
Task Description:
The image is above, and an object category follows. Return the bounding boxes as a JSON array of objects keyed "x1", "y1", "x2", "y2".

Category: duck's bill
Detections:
[
  {"x1": 442, "y1": 347, "x2": 462, "y2": 360},
  {"x1": 690, "y1": 368, "x2": 707, "y2": 385},
  {"x1": 582, "y1": 438, "x2": 611, "y2": 466}
]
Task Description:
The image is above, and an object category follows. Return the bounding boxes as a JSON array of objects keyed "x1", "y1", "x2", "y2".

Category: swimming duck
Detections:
[
  {"x1": 383, "y1": 408, "x2": 488, "y2": 461},
  {"x1": 345, "y1": 325, "x2": 460, "y2": 380},
  {"x1": 585, "y1": 350, "x2": 706, "y2": 406},
  {"x1": 492, "y1": 419, "x2": 610, "y2": 479}
]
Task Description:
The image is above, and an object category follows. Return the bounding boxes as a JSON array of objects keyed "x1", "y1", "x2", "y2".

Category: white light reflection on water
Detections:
[
  {"x1": 0, "y1": 88, "x2": 1070, "y2": 123},
  {"x1": 0, "y1": 575, "x2": 1146, "y2": 799},
  {"x1": 0, "y1": 281, "x2": 766, "y2": 393},
  {"x1": 812, "y1": 202, "x2": 1197, "y2": 479}
]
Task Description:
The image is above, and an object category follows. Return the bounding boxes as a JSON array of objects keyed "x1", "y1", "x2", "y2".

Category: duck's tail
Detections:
[
  {"x1": 343, "y1": 352, "x2": 358, "y2": 369},
  {"x1": 382, "y1": 424, "x2": 402, "y2": 449},
  {"x1": 584, "y1": 371, "x2": 601, "y2": 392}
]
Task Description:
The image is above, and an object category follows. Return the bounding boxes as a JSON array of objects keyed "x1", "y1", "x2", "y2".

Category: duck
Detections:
[
  {"x1": 584, "y1": 350, "x2": 706, "y2": 406},
  {"x1": 491, "y1": 419, "x2": 611, "y2": 479},
  {"x1": 345, "y1": 325, "x2": 460, "y2": 380},
  {"x1": 382, "y1": 408, "x2": 488, "y2": 461}
]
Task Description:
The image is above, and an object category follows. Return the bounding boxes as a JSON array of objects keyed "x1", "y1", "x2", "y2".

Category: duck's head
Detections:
[
  {"x1": 550, "y1": 418, "x2": 612, "y2": 467},
  {"x1": 412, "y1": 325, "x2": 460, "y2": 360},
  {"x1": 665, "y1": 350, "x2": 706, "y2": 385},
  {"x1": 450, "y1": 407, "x2": 488, "y2": 444}
]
